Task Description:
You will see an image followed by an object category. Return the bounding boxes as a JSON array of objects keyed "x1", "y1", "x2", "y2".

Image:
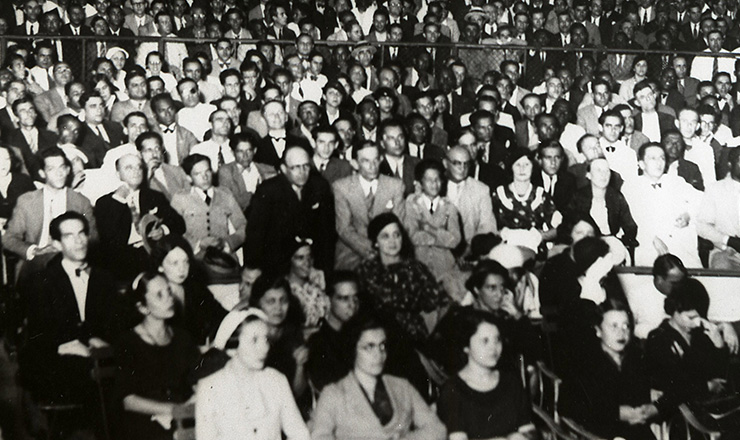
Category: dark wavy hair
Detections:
[{"x1": 367, "y1": 213, "x2": 414, "y2": 261}]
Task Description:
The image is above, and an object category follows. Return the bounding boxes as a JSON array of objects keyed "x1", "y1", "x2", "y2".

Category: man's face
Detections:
[
  {"x1": 36, "y1": 47, "x2": 54, "y2": 69},
  {"x1": 153, "y1": 99, "x2": 177, "y2": 125},
  {"x1": 177, "y1": 81, "x2": 200, "y2": 108},
  {"x1": 58, "y1": 118, "x2": 81, "y2": 144},
  {"x1": 379, "y1": 70, "x2": 397, "y2": 89},
  {"x1": 423, "y1": 24, "x2": 441, "y2": 43},
  {"x1": 298, "y1": 104, "x2": 320, "y2": 127},
  {"x1": 408, "y1": 119, "x2": 429, "y2": 144},
  {"x1": 53, "y1": 219, "x2": 89, "y2": 263},
  {"x1": 42, "y1": 13, "x2": 62, "y2": 33},
  {"x1": 503, "y1": 64, "x2": 520, "y2": 83},
  {"x1": 639, "y1": 146, "x2": 666, "y2": 178},
  {"x1": 281, "y1": 147, "x2": 311, "y2": 187},
  {"x1": 663, "y1": 133, "x2": 685, "y2": 162},
  {"x1": 296, "y1": 35, "x2": 313, "y2": 56},
  {"x1": 619, "y1": 109, "x2": 635, "y2": 134},
  {"x1": 415, "y1": 97, "x2": 435, "y2": 121},
  {"x1": 390, "y1": 26, "x2": 404, "y2": 41},
  {"x1": 374, "y1": 13, "x2": 388, "y2": 32},
  {"x1": 25, "y1": 0, "x2": 42, "y2": 21},
  {"x1": 678, "y1": 110, "x2": 700, "y2": 138},
  {"x1": 226, "y1": 12, "x2": 243, "y2": 32},
  {"x1": 335, "y1": 120, "x2": 355, "y2": 147},
  {"x1": 708, "y1": 32, "x2": 723, "y2": 52},
  {"x1": 219, "y1": 74, "x2": 240, "y2": 99},
  {"x1": 127, "y1": 76, "x2": 148, "y2": 100},
  {"x1": 139, "y1": 137, "x2": 164, "y2": 169},
  {"x1": 53, "y1": 63, "x2": 73, "y2": 86},
  {"x1": 601, "y1": 115, "x2": 623, "y2": 142},
  {"x1": 522, "y1": 97, "x2": 542, "y2": 122},
  {"x1": 263, "y1": 102, "x2": 287, "y2": 130},
  {"x1": 515, "y1": 14, "x2": 529, "y2": 33},
  {"x1": 189, "y1": 160, "x2": 213, "y2": 190},
  {"x1": 660, "y1": 69, "x2": 677, "y2": 91},
  {"x1": 715, "y1": 75, "x2": 732, "y2": 96},
  {"x1": 381, "y1": 126, "x2": 406, "y2": 157},
  {"x1": 43, "y1": 155, "x2": 70, "y2": 189},
  {"x1": 219, "y1": 99, "x2": 241, "y2": 127},
  {"x1": 587, "y1": 158, "x2": 611, "y2": 189},
  {"x1": 360, "y1": 104, "x2": 379, "y2": 129},
  {"x1": 183, "y1": 62, "x2": 202, "y2": 80},
  {"x1": 496, "y1": 79, "x2": 513, "y2": 101},
  {"x1": 593, "y1": 84, "x2": 611, "y2": 108},
  {"x1": 216, "y1": 41, "x2": 233, "y2": 61},
  {"x1": 117, "y1": 154, "x2": 144, "y2": 188},
  {"x1": 546, "y1": 77, "x2": 564, "y2": 100},
  {"x1": 156, "y1": 15, "x2": 173, "y2": 35},
  {"x1": 558, "y1": 13, "x2": 573, "y2": 33},
  {"x1": 6, "y1": 81, "x2": 26, "y2": 105},
  {"x1": 233, "y1": 140, "x2": 255, "y2": 169},
  {"x1": 211, "y1": 110, "x2": 232, "y2": 137},
  {"x1": 84, "y1": 97, "x2": 106, "y2": 124},
  {"x1": 445, "y1": 148, "x2": 471, "y2": 182},
  {"x1": 539, "y1": 146, "x2": 563, "y2": 176},
  {"x1": 107, "y1": 6, "x2": 124, "y2": 27},
  {"x1": 355, "y1": 146, "x2": 381, "y2": 180},
  {"x1": 635, "y1": 87, "x2": 656, "y2": 111},
  {"x1": 131, "y1": 0, "x2": 146, "y2": 16},
  {"x1": 536, "y1": 116, "x2": 559, "y2": 141},
  {"x1": 473, "y1": 116, "x2": 495, "y2": 142},
  {"x1": 274, "y1": 74, "x2": 292, "y2": 97},
  {"x1": 532, "y1": 12, "x2": 546, "y2": 29},
  {"x1": 15, "y1": 101, "x2": 37, "y2": 128}
]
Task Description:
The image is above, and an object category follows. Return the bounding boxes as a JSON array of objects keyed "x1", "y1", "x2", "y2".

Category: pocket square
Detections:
[
  {"x1": 385, "y1": 200, "x2": 394, "y2": 210},
  {"x1": 312, "y1": 202, "x2": 320, "y2": 209}
]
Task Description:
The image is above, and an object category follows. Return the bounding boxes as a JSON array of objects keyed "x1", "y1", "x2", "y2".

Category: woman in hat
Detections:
[
  {"x1": 491, "y1": 147, "x2": 562, "y2": 253},
  {"x1": 284, "y1": 236, "x2": 330, "y2": 337},
  {"x1": 90, "y1": 73, "x2": 119, "y2": 115},
  {"x1": 106, "y1": 46, "x2": 129, "y2": 99},
  {"x1": 150, "y1": 234, "x2": 226, "y2": 345}
]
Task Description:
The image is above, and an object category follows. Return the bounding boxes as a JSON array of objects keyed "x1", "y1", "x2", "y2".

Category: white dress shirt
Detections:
[
  {"x1": 240, "y1": 163, "x2": 261, "y2": 193},
  {"x1": 191, "y1": 139, "x2": 236, "y2": 172},
  {"x1": 600, "y1": 138, "x2": 639, "y2": 181},
  {"x1": 684, "y1": 137, "x2": 717, "y2": 185},
  {"x1": 359, "y1": 175, "x2": 378, "y2": 198},
  {"x1": 60, "y1": 258, "x2": 90, "y2": 321}
]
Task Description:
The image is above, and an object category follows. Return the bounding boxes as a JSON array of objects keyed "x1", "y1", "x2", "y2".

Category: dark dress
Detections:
[
  {"x1": 307, "y1": 322, "x2": 348, "y2": 391},
  {"x1": 437, "y1": 371, "x2": 532, "y2": 439},
  {"x1": 169, "y1": 278, "x2": 227, "y2": 345},
  {"x1": 116, "y1": 328, "x2": 200, "y2": 440},
  {"x1": 0, "y1": 173, "x2": 35, "y2": 220}
]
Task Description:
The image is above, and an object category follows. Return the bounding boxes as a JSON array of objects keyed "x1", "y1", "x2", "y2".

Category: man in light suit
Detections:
[
  {"x1": 310, "y1": 125, "x2": 353, "y2": 184},
  {"x1": 109, "y1": 70, "x2": 157, "y2": 126},
  {"x1": 333, "y1": 141, "x2": 405, "y2": 270},
  {"x1": 673, "y1": 55, "x2": 700, "y2": 107},
  {"x1": 218, "y1": 132, "x2": 277, "y2": 212},
  {"x1": 137, "y1": 131, "x2": 191, "y2": 201},
  {"x1": 577, "y1": 79, "x2": 616, "y2": 135},
  {"x1": 34, "y1": 61, "x2": 72, "y2": 124},
  {"x1": 123, "y1": 0, "x2": 156, "y2": 35},
  {"x1": 151, "y1": 93, "x2": 198, "y2": 165},
  {"x1": 245, "y1": 146, "x2": 336, "y2": 273},
  {"x1": 444, "y1": 146, "x2": 497, "y2": 253},
  {"x1": 378, "y1": 119, "x2": 420, "y2": 197},
  {"x1": 5, "y1": 148, "x2": 98, "y2": 283}
]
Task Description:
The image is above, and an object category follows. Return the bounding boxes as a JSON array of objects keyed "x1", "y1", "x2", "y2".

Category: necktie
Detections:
[
  {"x1": 75, "y1": 263, "x2": 90, "y2": 277},
  {"x1": 217, "y1": 147, "x2": 225, "y2": 168},
  {"x1": 319, "y1": 161, "x2": 327, "y2": 172},
  {"x1": 162, "y1": 124, "x2": 175, "y2": 134},
  {"x1": 678, "y1": 79, "x2": 685, "y2": 94},
  {"x1": 393, "y1": 164, "x2": 401, "y2": 178},
  {"x1": 371, "y1": 379, "x2": 394, "y2": 426},
  {"x1": 365, "y1": 185, "x2": 375, "y2": 211},
  {"x1": 73, "y1": 26, "x2": 79, "y2": 36},
  {"x1": 127, "y1": 195, "x2": 141, "y2": 228},
  {"x1": 713, "y1": 57, "x2": 719, "y2": 78},
  {"x1": 204, "y1": 192, "x2": 212, "y2": 205},
  {"x1": 429, "y1": 202, "x2": 434, "y2": 215}
]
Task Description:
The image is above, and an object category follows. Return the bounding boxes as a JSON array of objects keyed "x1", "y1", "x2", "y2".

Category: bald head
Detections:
[{"x1": 445, "y1": 146, "x2": 472, "y2": 183}]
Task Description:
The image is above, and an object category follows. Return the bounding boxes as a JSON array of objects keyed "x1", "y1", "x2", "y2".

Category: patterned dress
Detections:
[{"x1": 289, "y1": 268, "x2": 330, "y2": 330}]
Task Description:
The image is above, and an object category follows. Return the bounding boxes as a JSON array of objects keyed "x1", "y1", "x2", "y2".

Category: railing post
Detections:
[
  {"x1": 0, "y1": 36, "x2": 5, "y2": 68},
  {"x1": 81, "y1": 38, "x2": 87, "y2": 84}
]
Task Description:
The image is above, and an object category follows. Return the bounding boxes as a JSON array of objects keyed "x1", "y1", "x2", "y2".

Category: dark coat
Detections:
[
  {"x1": 566, "y1": 185, "x2": 638, "y2": 246},
  {"x1": 77, "y1": 121, "x2": 126, "y2": 169},
  {"x1": 254, "y1": 134, "x2": 312, "y2": 169},
  {"x1": 379, "y1": 155, "x2": 421, "y2": 197},
  {"x1": 6, "y1": 128, "x2": 58, "y2": 181},
  {"x1": 531, "y1": 169, "x2": 577, "y2": 212}
]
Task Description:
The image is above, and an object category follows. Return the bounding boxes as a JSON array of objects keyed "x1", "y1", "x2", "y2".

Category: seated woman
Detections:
[
  {"x1": 403, "y1": 159, "x2": 462, "y2": 280},
  {"x1": 562, "y1": 299, "x2": 663, "y2": 440},
  {"x1": 357, "y1": 213, "x2": 448, "y2": 347},
  {"x1": 311, "y1": 313, "x2": 446, "y2": 440},
  {"x1": 307, "y1": 270, "x2": 361, "y2": 392},
  {"x1": 249, "y1": 274, "x2": 309, "y2": 401},
  {"x1": 436, "y1": 309, "x2": 535, "y2": 440},
  {"x1": 284, "y1": 237, "x2": 330, "y2": 336},
  {"x1": 646, "y1": 279, "x2": 730, "y2": 414},
  {"x1": 566, "y1": 157, "x2": 638, "y2": 250},
  {"x1": 492, "y1": 148, "x2": 561, "y2": 254},
  {"x1": 117, "y1": 272, "x2": 200, "y2": 440},
  {"x1": 151, "y1": 235, "x2": 226, "y2": 344},
  {"x1": 196, "y1": 309, "x2": 310, "y2": 440}
]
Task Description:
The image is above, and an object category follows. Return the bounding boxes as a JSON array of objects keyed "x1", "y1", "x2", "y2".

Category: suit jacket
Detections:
[
  {"x1": 577, "y1": 104, "x2": 614, "y2": 136},
  {"x1": 311, "y1": 374, "x2": 446, "y2": 440},
  {"x1": 515, "y1": 119, "x2": 534, "y2": 149},
  {"x1": 676, "y1": 158, "x2": 704, "y2": 191},
  {"x1": 109, "y1": 99, "x2": 157, "y2": 126},
  {"x1": 633, "y1": 111, "x2": 676, "y2": 138},
  {"x1": 217, "y1": 161, "x2": 277, "y2": 211},
  {"x1": 171, "y1": 187, "x2": 247, "y2": 254},
  {"x1": 316, "y1": 157, "x2": 353, "y2": 184},
  {"x1": 524, "y1": 50, "x2": 560, "y2": 90},
  {"x1": 123, "y1": 13, "x2": 156, "y2": 36},
  {"x1": 78, "y1": 121, "x2": 125, "y2": 169},
  {"x1": 152, "y1": 124, "x2": 199, "y2": 165},
  {"x1": 0, "y1": 107, "x2": 18, "y2": 141},
  {"x1": 625, "y1": 131, "x2": 651, "y2": 153},
  {"x1": 531, "y1": 169, "x2": 577, "y2": 212},
  {"x1": 567, "y1": 185, "x2": 638, "y2": 244},
  {"x1": 244, "y1": 173, "x2": 336, "y2": 272},
  {"x1": 60, "y1": 24, "x2": 94, "y2": 79},
  {"x1": 678, "y1": 77, "x2": 700, "y2": 107},
  {"x1": 245, "y1": 110, "x2": 269, "y2": 138},
  {"x1": 5, "y1": 188, "x2": 97, "y2": 259},
  {"x1": 380, "y1": 155, "x2": 420, "y2": 197},
  {"x1": 33, "y1": 88, "x2": 66, "y2": 124},
  {"x1": 599, "y1": 54, "x2": 636, "y2": 83},
  {"x1": 657, "y1": 90, "x2": 687, "y2": 117},
  {"x1": 333, "y1": 174, "x2": 405, "y2": 270},
  {"x1": 449, "y1": 177, "x2": 498, "y2": 247},
  {"x1": 254, "y1": 134, "x2": 312, "y2": 169},
  {"x1": 147, "y1": 163, "x2": 191, "y2": 201},
  {"x1": 697, "y1": 177, "x2": 740, "y2": 248},
  {"x1": 6, "y1": 128, "x2": 58, "y2": 181}
]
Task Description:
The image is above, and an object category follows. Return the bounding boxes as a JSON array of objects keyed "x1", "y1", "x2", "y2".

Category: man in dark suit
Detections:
[
  {"x1": 632, "y1": 81, "x2": 676, "y2": 142},
  {"x1": 311, "y1": 126, "x2": 353, "y2": 184},
  {"x1": 411, "y1": 22, "x2": 451, "y2": 74},
  {"x1": 6, "y1": 96, "x2": 58, "y2": 182},
  {"x1": 524, "y1": 29, "x2": 560, "y2": 90},
  {"x1": 106, "y1": 4, "x2": 137, "y2": 55},
  {"x1": 673, "y1": 55, "x2": 700, "y2": 107},
  {"x1": 12, "y1": 0, "x2": 41, "y2": 36},
  {"x1": 94, "y1": 154, "x2": 185, "y2": 281},
  {"x1": 469, "y1": 109, "x2": 517, "y2": 190},
  {"x1": 218, "y1": 132, "x2": 277, "y2": 212},
  {"x1": 405, "y1": 113, "x2": 446, "y2": 161},
  {"x1": 78, "y1": 92, "x2": 125, "y2": 168},
  {"x1": 245, "y1": 145, "x2": 336, "y2": 273},
  {"x1": 378, "y1": 119, "x2": 420, "y2": 197},
  {"x1": 663, "y1": 130, "x2": 704, "y2": 191},
  {"x1": 22, "y1": 211, "x2": 120, "y2": 409},
  {"x1": 657, "y1": 68, "x2": 688, "y2": 116},
  {"x1": 255, "y1": 100, "x2": 311, "y2": 169},
  {"x1": 532, "y1": 141, "x2": 577, "y2": 210},
  {"x1": 59, "y1": 2, "x2": 94, "y2": 81},
  {"x1": 150, "y1": 93, "x2": 198, "y2": 166}
]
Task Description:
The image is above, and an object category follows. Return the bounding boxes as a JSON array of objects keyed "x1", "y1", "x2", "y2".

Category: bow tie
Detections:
[
  {"x1": 271, "y1": 136, "x2": 285, "y2": 141},
  {"x1": 651, "y1": 182, "x2": 662, "y2": 189},
  {"x1": 605, "y1": 145, "x2": 616, "y2": 153},
  {"x1": 161, "y1": 125, "x2": 175, "y2": 133},
  {"x1": 75, "y1": 264, "x2": 90, "y2": 277}
]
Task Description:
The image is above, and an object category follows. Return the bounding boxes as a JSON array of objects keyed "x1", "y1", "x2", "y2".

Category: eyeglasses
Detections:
[
  {"x1": 359, "y1": 342, "x2": 386, "y2": 352},
  {"x1": 448, "y1": 159, "x2": 472, "y2": 167}
]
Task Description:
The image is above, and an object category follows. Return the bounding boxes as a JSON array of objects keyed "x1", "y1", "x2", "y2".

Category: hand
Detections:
[
  {"x1": 199, "y1": 236, "x2": 222, "y2": 249},
  {"x1": 507, "y1": 432, "x2": 528, "y2": 440},
  {"x1": 720, "y1": 322, "x2": 739, "y2": 354},
  {"x1": 638, "y1": 404, "x2": 659, "y2": 421},
  {"x1": 293, "y1": 345, "x2": 309, "y2": 366},
  {"x1": 88, "y1": 337, "x2": 109, "y2": 349},
  {"x1": 35, "y1": 245, "x2": 57, "y2": 256},
  {"x1": 727, "y1": 236, "x2": 740, "y2": 253},
  {"x1": 71, "y1": 171, "x2": 86, "y2": 189},
  {"x1": 674, "y1": 212, "x2": 690, "y2": 229},
  {"x1": 700, "y1": 318, "x2": 725, "y2": 348},
  {"x1": 57, "y1": 340, "x2": 91, "y2": 357},
  {"x1": 147, "y1": 226, "x2": 165, "y2": 241},
  {"x1": 708, "y1": 378, "x2": 728, "y2": 395},
  {"x1": 620, "y1": 405, "x2": 645, "y2": 425},
  {"x1": 652, "y1": 237, "x2": 669, "y2": 255},
  {"x1": 501, "y1": 291, "x2": 523, "y2": 320}
]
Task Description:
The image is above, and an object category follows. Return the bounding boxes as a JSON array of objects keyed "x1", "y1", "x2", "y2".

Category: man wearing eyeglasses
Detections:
[
  {"x1": 245, "y1": 145, "x2": 335, "y2": 274},
  {"x1": 444, "y1": 145, "x2": 497, "y2": 254}
]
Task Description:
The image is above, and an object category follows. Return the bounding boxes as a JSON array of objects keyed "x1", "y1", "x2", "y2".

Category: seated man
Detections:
[
  {"x1": 78, "y1": 91, "x2": 125, "y2": 168},
  {"x1": 109, "y1": 69, "x2": 157, "y2": 126},
  {"x1": 175, "y1": 78, "x2": 217, "y2": 142},
  {"x1": 218, "y1": 131, "x2": 276, "y2": 212},
  {"x1": 94, "y1": 154, "x2": 185, "y2": 281},
  {"x1": 151, "y1": 92, "x2": 198, "y2": 166},
  {"x1": 138, "y1": 131, "x2": 191, "y2": 201},
  {"x1": 190, "y1": 109, "x2": 236, "y2": 172},
  {"x1": 311, "y1": 125, "x2": 353, "y2": 184},
  {"x1": 6, "y1": 95, "x2": 58, "y2": 182},
  {"x1": 171, "y1": 154, "x2": 246, "y2": 258},
  {"x1": 22, "y1": 212, "x2": 120, "y2": 411},
  {"x1": 5, "y1": 148, "x2": 97, "y2": 283}
]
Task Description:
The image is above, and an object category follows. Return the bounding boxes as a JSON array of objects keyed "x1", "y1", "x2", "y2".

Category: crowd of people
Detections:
[{"x1": 3, "y1": 0, "x2": 740, "y2": 438}]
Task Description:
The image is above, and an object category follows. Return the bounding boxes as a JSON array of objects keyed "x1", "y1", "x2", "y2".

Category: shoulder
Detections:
[
  {"x1": 379, "y1": 175, "x2": 403, "y2": 190},
  {"x1": 333, "y1": 175, "x2": 357, "y2": 191}
]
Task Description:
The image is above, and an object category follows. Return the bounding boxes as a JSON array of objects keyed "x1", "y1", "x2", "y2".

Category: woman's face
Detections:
[
  {"x1": 259, "y1": 288, "x2": 289, "y2": 326},
  {"x1": 673, "y1": 309, "x2": 701, "y2": 334},
  {"x1": 466, "y1": 322, "x2": 503, "y2": 369},
  {"x1": 511, "y1": 155, "x2": 533, "y2": 183},
  {"x1": 420, "y1": 168, "x2": 442, "y2": 198},
  {"x1": 0, "y1": 148, "x2": 11, "y2": 177},
  {"x1": 159, "y1": 247, "x2": 190, "y2": 285},
  {"x1": 634, "y1": 60, "x2": 648, "y2": 77},
  {"x1": 110, "y1": 52, "x2": 126, "y2": 71},
  {"x1": 349, "y1": 65, "x2": 366, "y2": 87},
  {"x1": 349, "y1": 23, "x2": 364, "y2": 41},
  {"x1": 376, "y1": 222, "x2": 403, "y2": 259},
  {"x1": 95, "y1": 81, "x2": 112, "y2": 100},
  {"x1": 237, "y1": 319, "x2": 271, "y2": 370},
  {"x1": 354, "y1": 328, "x2": 387, "y2": 377},
  {"x1": 290, "y1": 245, "x2": 313, "y2": 280},
  {"x1": 378, "y1": 95, "x2": 394, "y2": 113},
  {"x1": 142, "y1": 275, "x2": 176, "y2": 319},
  {"x1": 596, "y1": 310, "x2": 630, "y2": 355},
  {"x1": 475, "y1": 274, "x2": 507, "y2": 311},
  {"x1": 571, "y1": 220, "x2": 596, "y2": 244}
]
